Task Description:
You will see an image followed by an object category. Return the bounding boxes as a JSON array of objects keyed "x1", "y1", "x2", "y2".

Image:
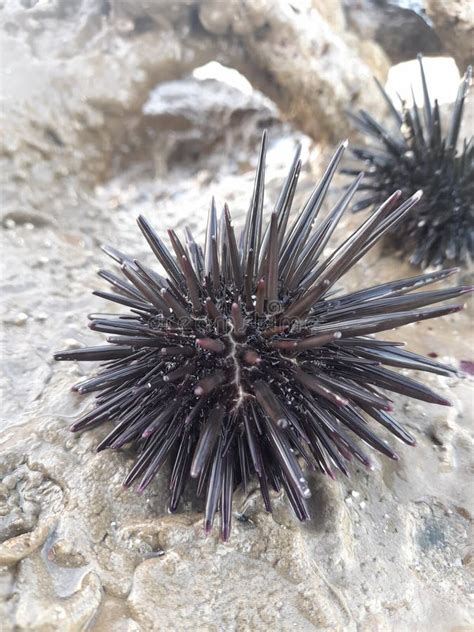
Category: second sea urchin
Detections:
[
  {"x1": 346, "y1": 56, "x2": 473, "y2": 268},
  {"x1": 55, "y1": 133, "x2": 470, "y2": 540}
]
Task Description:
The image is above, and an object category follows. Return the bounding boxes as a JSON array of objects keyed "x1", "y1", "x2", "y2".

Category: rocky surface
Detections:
[
  {"x1": 1, "y1": 2, "x2": 474, "y2": 631},
  {"x1": 343, "y1": 0, "x2": 442, "y2": 64},
  {"x1": 198, "y1": 0, "x2": 387, "y2": 141},
  {"x1": 425, "y1": 0, "x2": 474, "y2": 71},
  {"x1": 2, "y1": 111, "x2": 474, "y2": 631},
  {"x1": 343, "y1": 0, "x2": 474, "y2": 73}
]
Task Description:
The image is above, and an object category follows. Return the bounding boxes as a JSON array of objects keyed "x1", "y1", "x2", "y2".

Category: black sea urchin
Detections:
[
  {"x1": 345, "y1": 56, "x2": 473, "y2": 267},
  {"x1": 55, "y1": 133, "x2": 470, "y2": 540}
]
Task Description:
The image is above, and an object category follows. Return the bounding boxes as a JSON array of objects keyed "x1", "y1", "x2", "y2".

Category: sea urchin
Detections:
[
  {"x1": 55, "y1": 132, "x2": 470, "y2": 540},
  {"x1": 345, "y1": 56, "x2": 473, "y2": 267}
]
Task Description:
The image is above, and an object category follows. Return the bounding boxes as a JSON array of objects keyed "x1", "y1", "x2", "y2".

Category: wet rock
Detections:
[
  {"x1": 0, "y1": 462, "x2": 62, "y2": 541},
  {"x1": 1, "y1": 152, "x2": 473, "y2": 629},
  {"x1": 14, "y1": 557, "x2": 103, "y2": 632},
  {"x1": 0, "y1": 522, "x2": 50, "y2": 567},
  {"x1": 0, "y1": 1, "x2": 473, "y2": 630},
  {"x1": 125, "y1": 514, "x2": 349, "y2": 631}
]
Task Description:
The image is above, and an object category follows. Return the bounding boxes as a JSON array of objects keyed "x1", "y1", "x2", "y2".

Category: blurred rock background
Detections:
[{"x1": 0, "y1": 1, "x2": 472, "y2": 630}]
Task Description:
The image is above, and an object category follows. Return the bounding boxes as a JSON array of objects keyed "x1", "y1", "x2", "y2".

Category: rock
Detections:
[
  {"x1": 425, "y1": 0, "x2": 474, "y2": 70},
  {"x1": 0, "y1": 0, "x2": 387, "y2": 233},
  {"x1": 0, "y1": 461, "x2": 62, "y2": 542},
  {"x1": 131, "y1": 77, "x2": 278, "y2": 175},
  {"x1": 0, "y1": 1, "x2": 473, "y2": 630},
  {"x1": 343, "y1": 0, "x2": 442, "y2": 64},
  {"x1": 0, "y1": 522, "x2": 50, "y2": 567},
  {"x1": 0, "y1": 0, "x2": 217, "y2": 227},
  {"x1": 312, "y1": 0, "x2": 391, "y2": 78},
  {"x1": 14, "y1": 560, "x2": 103, "y2": 632},
  {"x1": 126, "y1": 519, "x2": 348, "y2": 631},
  {"x1": 344, "y1": 0, "x2": 473, "y2": 72},
  {"x1": 199, "y1": 0, "x2": 385, "y2": 141},
  {"x1": 1, "y1": 142, "x2": 473, "y2": 628}
]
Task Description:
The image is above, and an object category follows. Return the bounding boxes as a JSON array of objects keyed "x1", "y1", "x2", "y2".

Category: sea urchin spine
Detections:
[
  {"x1": 55, "y1": 132, "x2": 470, "y2": 540},
  {"x1": 345, "y1": 55, "x2": 473, "y2": 267}
]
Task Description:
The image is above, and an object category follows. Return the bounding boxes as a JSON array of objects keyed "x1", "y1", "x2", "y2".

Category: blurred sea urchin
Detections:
[
  {"x1": 345, "y1": 56, "x2": 473, "y2": 268},
  {"x1": 55, "y1": 132, "x2": 470, "y2": 540}
]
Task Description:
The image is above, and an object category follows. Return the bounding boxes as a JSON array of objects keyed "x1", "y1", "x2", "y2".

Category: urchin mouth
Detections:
[
  {"x1": 225, "y1": 331, "x2": 248, "y2": 412},
  {"x1": 194, "y1": 321, "x2": 275, "y2": 411}
]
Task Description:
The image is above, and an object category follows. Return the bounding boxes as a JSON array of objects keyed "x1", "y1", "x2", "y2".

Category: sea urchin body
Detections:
[
  {"x1": 55, "y1": 132, "x2": 470, "y2": 540},
  {"x1": 346, "y1": 56, "x2": 473, "y2": 268}
]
